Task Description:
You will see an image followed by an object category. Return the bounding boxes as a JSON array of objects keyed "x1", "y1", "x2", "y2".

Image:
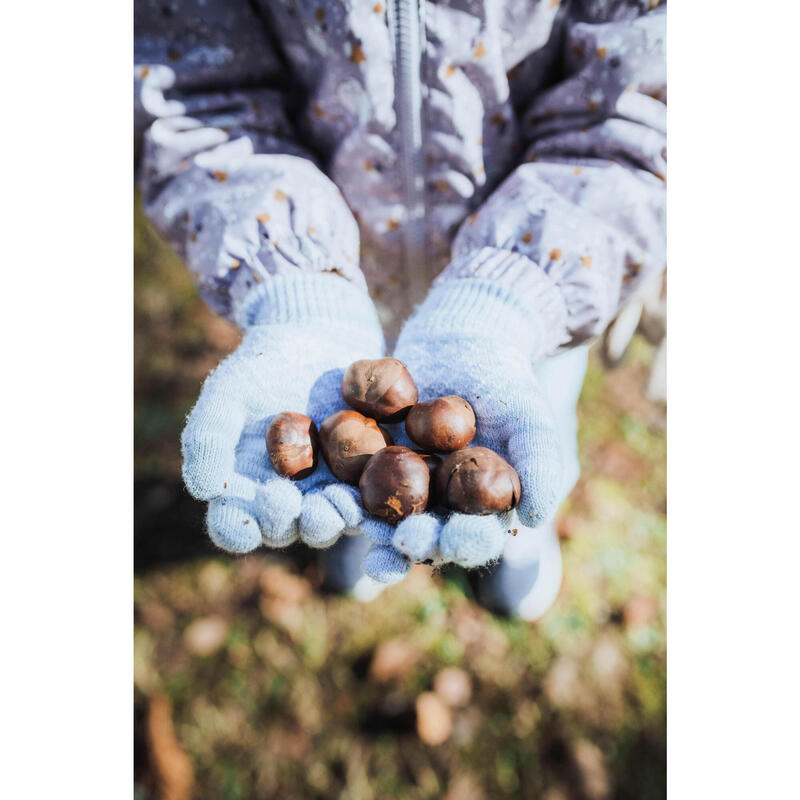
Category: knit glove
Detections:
[
  {"x1": 361, "y1": 267, "x2": 569, "y2": 583},
  {"x1": 181, "y1": 273, "x2": 385, "y2": 553}
]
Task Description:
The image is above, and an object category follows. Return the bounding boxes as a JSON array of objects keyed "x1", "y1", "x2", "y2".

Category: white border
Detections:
[
  {"x1": 668, "y1": 2, "x2": 800, "y2": 796},
  {"x1": 1, "y1": 1, "x2": 132, "y2": 795},
  {"x1": 2, "y1": 1, "x2": 799, "y2": 796}
]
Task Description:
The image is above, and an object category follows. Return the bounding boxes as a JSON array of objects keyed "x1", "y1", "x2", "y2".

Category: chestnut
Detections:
[
  {"x1": 266, "y1": 412, "x2": 319, "y2": 480},
  {"x1": 405, "y1": 396, "x2": 476, "y2": 452},
  {"x1": 435, "y1": 447, "x2": 521, "y2": 514},
  {"x1": 319, "y1": 409, "x2": 393, "y2": 483},
  {"x1": 413, "y1": 451, "x2": 442, "y2": 506},
  {"x1": 341, "y1": 358, "x2": 419, "y2": 421},
  {"x1": 414, "y1": 451, "x2": 442, "y2": 477},
  {"x1": 359, "y1": 446, "x2": 430, "y2": 524}
]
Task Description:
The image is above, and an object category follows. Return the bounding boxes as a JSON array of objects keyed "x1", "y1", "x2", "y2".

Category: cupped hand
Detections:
[
  {"x1": 361, "y1": 329, "x2": 565, "y2": 578},
  {"x1": 180, "y1": 275, "x2": 385, "y2": 554}
]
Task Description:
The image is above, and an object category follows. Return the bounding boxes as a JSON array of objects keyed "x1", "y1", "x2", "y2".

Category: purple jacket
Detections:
[{"x1": 135, "y1": 0, "x2": 665, "y2": 350}]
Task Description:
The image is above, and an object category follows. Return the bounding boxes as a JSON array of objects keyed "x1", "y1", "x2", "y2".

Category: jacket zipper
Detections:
[{"x1": 387, "y1": 0, "x2": 427, "y2": 304}]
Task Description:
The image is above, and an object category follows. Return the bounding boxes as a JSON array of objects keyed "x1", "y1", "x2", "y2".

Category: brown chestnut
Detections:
[
  {"x1": 266, "y1": 412, "x2": 319, "y2": 480},
  {"x1": 319, "y1": 409, "x2": 393, "y2": 483},
  {"x1": 341, "y1": 358, "x2": 419, "y2": 421},
  {"x1": 413, "y1": 451, "x2": 443, "y2": 506},
  {"x1": 414, "y1": 450, "x2": 443, "y2": 477},
  {"x1": 405, "y1": 396, "x2": 476, "y2": 452},
  {"x1": 435, "y1": 446, "x2": 521, "y2": 514},
  {"x1": 359, "y1": 446, "x2": 430, "y2": 524}
]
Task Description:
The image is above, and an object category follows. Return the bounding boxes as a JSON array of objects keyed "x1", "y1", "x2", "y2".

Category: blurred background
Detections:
[{"x1": 134, "y1": 194, "x2": 666, "y2": 800}]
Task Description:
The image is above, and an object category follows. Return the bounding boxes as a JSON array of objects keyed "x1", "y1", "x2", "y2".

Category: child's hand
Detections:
[
  {"x1": 181, "y1": 274, "x2": 385, "y2": 553},
  {"x1": 360, "y1": 281, "x2": 569, "y2": 581},
  {"x1": 361, "y1": 340, "x2": 564, "y2": 576}
]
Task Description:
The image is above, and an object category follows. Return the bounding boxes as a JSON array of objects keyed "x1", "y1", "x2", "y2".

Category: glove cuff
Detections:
[
  {"x1": 234, "y1": 273, "x2": 383, "y2": 339},
  {"x1": 404, "y1": 249, "x2": 568, "y2": 362}
]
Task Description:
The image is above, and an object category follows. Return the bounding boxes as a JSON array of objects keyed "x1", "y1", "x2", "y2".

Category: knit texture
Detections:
[
  {"x1": 362, "y1": 545, "x2": 411, "y2": 585},
  {"x1": 181, "y1": 273, "x2": 385, "y2": 554},
  {"x1": 361, "y1": 281, "x2": 583, "y2": 574},
  {"x1": 432, "y1": 248, "x2": 568, "y2": 362}
]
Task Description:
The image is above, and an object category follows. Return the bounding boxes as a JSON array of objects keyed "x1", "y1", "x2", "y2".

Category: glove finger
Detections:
[
  {"x1": 206, "y1": 495, "x2": 262, "y2": 553},
  {"x1": 321, "y1": 483, "x2": 364, "y2": 529},
  {"x1": 254, "y1": 478, "x2": 302, "y2": 548},
  {"x1": 439, "y1": 512, "x2": 506, "y2": 568},
  {"x1": 360, "y1": 517, "x2": 394, "y2": 546},
  {"x1": 392, "y1": 513, "x2": 442, "y2": 562},
  {"x1": 506, "y1": 404, "x2": 563, "y2": 528},
  {"x1": 181, "y1": 371, "x2": 248, "y2": 501},
  {"x1": 362, "y1": 545, "x2": 411, "y2": 584},
  {"x1": 299, "y1": 487, "x2": 347, "y2": 549}
]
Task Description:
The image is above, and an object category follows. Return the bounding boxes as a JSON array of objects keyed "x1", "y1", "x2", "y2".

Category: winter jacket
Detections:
[{"x1": 135, "y1": 0, "x2": 665, "y2": 347}]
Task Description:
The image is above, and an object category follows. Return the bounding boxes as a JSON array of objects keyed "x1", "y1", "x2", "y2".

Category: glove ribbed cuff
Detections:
[
  {"x1": 403, "y1": 250, "x2": 568, "y2": 362},
  {"x1": 234, "y1": 273, "x2": 383, "y2": 340}
]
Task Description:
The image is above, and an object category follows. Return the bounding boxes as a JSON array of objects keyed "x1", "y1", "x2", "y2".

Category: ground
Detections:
[{"x1": 134, "y1": 197, "x2": 666, "y2": 800}]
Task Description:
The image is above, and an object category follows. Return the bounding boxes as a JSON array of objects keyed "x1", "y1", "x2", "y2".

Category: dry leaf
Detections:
[
  {"x1": 416, "y1": 692, "x2": 452, "y2": 745},
  {"x1": 623, "y1": 595, "x2": 658, "y2": 629},
  {"x1": 571, "y1": 740, "x2": 610, "y2": 800},
  {"x1": 369, "y1": 638, "x2": 419, "y2": 683},
  {"x1": 433, "y1": 667, "x2": 472, "y2": 708},
  {"x1": 259, "y1": 565, "x2": 312, "y2": 605},
  {"x1": 183, "y1": 616, "x2": 228, "y2": 657},
  {"x1": 146, "y1": 694, "x2": 194, "y2": 800}
]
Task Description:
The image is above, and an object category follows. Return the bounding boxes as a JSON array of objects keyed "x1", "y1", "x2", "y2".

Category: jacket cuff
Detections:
[{"x1": 418, "y1": 248, "x2": 569, "y2": 361}]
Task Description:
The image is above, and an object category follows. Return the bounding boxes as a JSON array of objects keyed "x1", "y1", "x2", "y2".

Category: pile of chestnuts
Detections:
[{"x1": 266, "y1": 358, "x2": 521, "y2": 525}]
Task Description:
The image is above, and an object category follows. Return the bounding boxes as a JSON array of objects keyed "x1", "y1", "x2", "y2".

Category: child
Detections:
[{"x1": 135, "y1": 0, "x2": 666, "y2": 619}]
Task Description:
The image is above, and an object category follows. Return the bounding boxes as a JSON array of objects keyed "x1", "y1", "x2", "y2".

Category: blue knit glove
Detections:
[
  {"x1": 181, "y1": 274, "x2": 385, "y2": 553},
  {"x1": 362, "y1": 278, "x2": 568, "y2": 583}
]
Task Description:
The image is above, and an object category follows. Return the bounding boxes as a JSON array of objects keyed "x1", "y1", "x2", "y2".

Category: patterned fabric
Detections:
[{"x1": 135, "y1": 0, "x2": 665, "y2": 352}]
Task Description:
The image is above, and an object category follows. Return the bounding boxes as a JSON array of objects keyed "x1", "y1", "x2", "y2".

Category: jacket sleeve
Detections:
[
  {"x1": 442, "y1": 1, "x2": 666, "y2": 357},
  {"x1": 135, "y1": 0, "x2": 367, "y2": 326}
]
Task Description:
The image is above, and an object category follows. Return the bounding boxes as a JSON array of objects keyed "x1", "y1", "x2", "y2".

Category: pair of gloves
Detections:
[{"x1": 181, "y1": 266, "x2": 569, "y2": 583}]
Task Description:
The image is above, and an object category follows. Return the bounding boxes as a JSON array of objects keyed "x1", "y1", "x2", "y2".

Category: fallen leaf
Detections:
[
  {"x1": 370, "y1": 638, "x2": 419, "y2": 683},
  {"x1": 571, "y1": 739, "x2": 610, "y2": 800},
  {"x1": 623, "y1": 594, "x2": 658, "y2": 629},
  {"x1": 444, "y1": 773, "x2": 484, "y2": 800},
  {"x1": 593, "y1": 441, "x2": 649, "y2": 482},
  {"x1": 433, "y1": 667, "x2": 472, "y2": 708},
  {"x1": 183, "y1": 616, "x2": 228, "y2": 657},
  {"x1": 146, "y1": 694, "x2": 195, "y2": 800},
  {"x1": 139, "y1": 602, "x2": 175, "y2": 633},
  {"x1": 591, "y1": 637, "x2": 628, "y2": 686},
  {"x1": 556, "y1": 512, "x2": 582, "y2": 540},
  {"x1": 416, "y1": 692, "x2": 452, "y2": 745},
  {"x1": 260, "y1": 564, "x2": 312, "y2": 605},
  {"x1": 543, "y1": 656, "x2": 583, "y2": 709}
]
